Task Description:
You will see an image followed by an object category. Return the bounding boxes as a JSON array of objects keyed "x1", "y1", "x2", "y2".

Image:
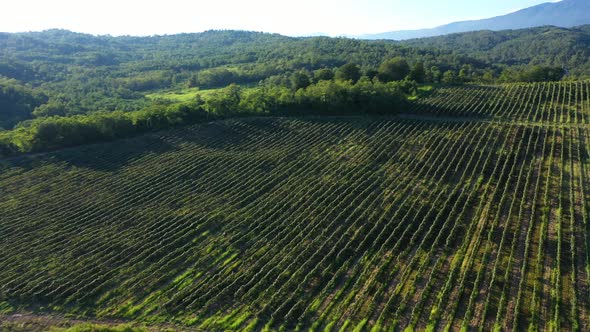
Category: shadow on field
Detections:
[
  {"x1": 3, "y1": 134, "x2": 179, "y2": 173},
  {"x1": 183, "y1": 117, "x2": 300, "y2": 151}
]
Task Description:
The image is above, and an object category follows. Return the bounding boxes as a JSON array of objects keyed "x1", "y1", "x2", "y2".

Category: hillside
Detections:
[
  {"x1": 399, "y1": 25, "x2": 590, "y2": 79},
  {"x1": 1, "y1": 81, "x2": 590, "y2": 330},
  {"x1": 362, "y1": 0, "x2": 590, "y2": 40},
  {"x1": 0, "y1": 27, "x2": 588, "y2": 140}
]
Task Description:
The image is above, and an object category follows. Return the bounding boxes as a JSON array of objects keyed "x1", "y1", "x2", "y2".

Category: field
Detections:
[
  {"x1": 145, "y1": 88, "x2": 218, "y2": 103},
  {"x1": 1, "y1": 81, "x2": 590, "y2": 331}
]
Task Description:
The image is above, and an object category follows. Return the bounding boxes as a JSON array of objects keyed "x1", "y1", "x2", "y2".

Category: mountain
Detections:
[{"x1": 360, "y1": 0, "x2": 590, "y2": 40}]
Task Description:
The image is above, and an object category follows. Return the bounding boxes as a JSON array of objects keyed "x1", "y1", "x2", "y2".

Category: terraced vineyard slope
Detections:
[{"x1": 1, "y1": 81, "x2": 590, "y2": 331}]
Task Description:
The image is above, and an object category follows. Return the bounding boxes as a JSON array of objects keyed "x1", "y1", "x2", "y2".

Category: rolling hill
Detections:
[{"x1": 0, "y1": 26, "x2": 589, "y2": 138}]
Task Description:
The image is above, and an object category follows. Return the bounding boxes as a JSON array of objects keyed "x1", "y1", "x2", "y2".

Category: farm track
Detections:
[{"x1": 1, "y1": 82, "x2": 590, "y2": 331}]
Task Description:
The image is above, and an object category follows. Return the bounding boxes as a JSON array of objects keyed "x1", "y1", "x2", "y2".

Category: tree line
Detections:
[
  {"x1": 0, "y1": 28, "x2": 582, "y2": 156},
  {"x1": 0, "y1": 77, "x2": 411, "y2": 157},
  {"x1": 1, "y1": 28, "x2": 583, "y2": 124}
]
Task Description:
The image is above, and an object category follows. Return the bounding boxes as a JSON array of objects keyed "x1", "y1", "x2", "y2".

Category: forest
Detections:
[{"x1": 0, "y1": 25, "x2": 588, "y2": 155}]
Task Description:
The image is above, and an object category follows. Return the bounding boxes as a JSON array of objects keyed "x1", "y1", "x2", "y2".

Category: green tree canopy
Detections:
[
  {"x1": 0, "y1": 77, "x2": 47, "y2": 129},
  {"x1": 291, "y1": 71, "x2": 311, "y2": 91},
  {"x1": 441, "y1": 70, "x2": 461, "y2": 85},
  {"x1": 335, "y1": 63, "x2": 362, "y2": 83},
  {"x1": 377, "y1": 57, "x2": 410, "y2": 82},
  {"x1": 409, "y1": 61, "x2": 426, "y2": 83},
  {"x1": 313, "y1": 68, "x2": 335, "y2": 82},
  {"x1": 520, "y1": 66, "x2": 565, "y2": 82}
]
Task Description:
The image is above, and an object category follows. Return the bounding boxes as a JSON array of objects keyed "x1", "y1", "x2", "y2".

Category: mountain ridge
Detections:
[{"x1": 359, "y1": 0, "x2": 590, "y2": 40}]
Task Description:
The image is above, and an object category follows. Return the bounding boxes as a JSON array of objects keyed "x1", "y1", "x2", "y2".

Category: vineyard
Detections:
[{"x1": 1, "y1": 81, "x2": 590, "y2": 331}]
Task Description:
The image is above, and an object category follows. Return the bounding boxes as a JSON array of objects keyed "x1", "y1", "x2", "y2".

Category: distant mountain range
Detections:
[{"x1": 359, "y1": 0, "x2": 590, "y2": 40}]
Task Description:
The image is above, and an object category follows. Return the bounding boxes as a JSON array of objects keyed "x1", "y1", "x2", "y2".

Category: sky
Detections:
[{"x1": 0, "y1": 0, "x2": 561, "y2": 37}]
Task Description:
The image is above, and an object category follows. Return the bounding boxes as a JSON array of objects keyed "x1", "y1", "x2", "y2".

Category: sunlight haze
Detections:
[{"x1": 1, "y1": 0, "x2": 559, "y2": 36}]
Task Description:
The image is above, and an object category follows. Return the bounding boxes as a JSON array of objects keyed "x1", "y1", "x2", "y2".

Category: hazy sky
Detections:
[{"x1": 1, "y1": 0, "x2": 560, "y2": 36}]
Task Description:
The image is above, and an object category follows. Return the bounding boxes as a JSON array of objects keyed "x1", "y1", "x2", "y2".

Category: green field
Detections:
[
  {"x1": 145, "y1": 87, "x2": 218, "y2": 103},
  {"x1": 1, "y1": 82, "x2": 590, "y2": 331}
]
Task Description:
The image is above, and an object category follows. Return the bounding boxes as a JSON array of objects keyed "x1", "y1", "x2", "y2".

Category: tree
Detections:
[
  {"x1": 499, "y1": 68, "x2": 519, "y2": 82},
  {"x1": 313, "y1": 68, "x2": 334, "y2": 82},
  {"x1": 32, "y1": 101, "x2": 68, "y2": 117},
  {"x1": 0, "y1": 78, "x2": 48, "y2": 129},
  {"x1": 458, "y1": 68, "x2": 468, "y2": 82},
  {"x1": 409, "y1": 61, "x2": 426, "y2": 83},
  {"x1": 187, "y1": 74, "x2": 199, "y2": 88},
  {"x1": 335, "y1": 63, "x2": 362, "y2": 83},
  {"x1": 291, "y1": 71, "x2": 311, "y2": 91},
  {"x1": 377, "y1": 57, "x2": 410, "y2": 82},
  {"x1": 482, "y1": 70, "x2": 495, "y2": 83},
  {"x1": 197, "y1": 68, "x2": 236, "y2": 87},
  {"x1": 430, "y1": 66, "x2": 441, "y2": 83},
  {"x1": 365, "y1": 69, "x2": 379, "y2": 81},
  {"x1": 519, "y1": 66, "x2": 565, "y2": 82},
  {"x1": 204, "y1": 84, "x2": 242, "y2": 116},
  {"x1": 498, "y1": 66, "x2": 564, "y2": 83},
  {"x1": 442, "y1": 70, "x2": 461, "y2": 85}
]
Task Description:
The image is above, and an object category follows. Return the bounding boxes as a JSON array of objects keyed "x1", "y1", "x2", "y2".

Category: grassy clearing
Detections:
[{"x1": 145, "y1": 87, "x2": 219, "y2": 102}]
